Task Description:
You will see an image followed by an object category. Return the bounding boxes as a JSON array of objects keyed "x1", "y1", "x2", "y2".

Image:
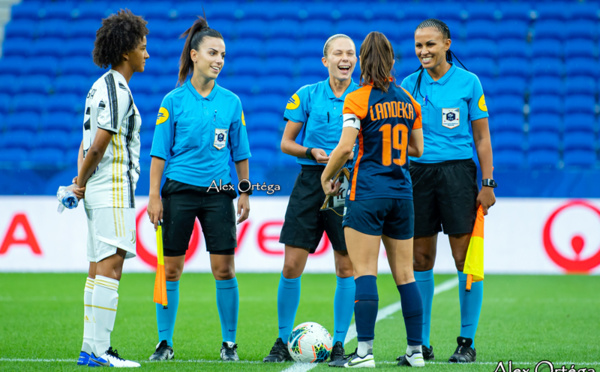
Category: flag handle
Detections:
[
  {"x1": 153, "y1": 222, "x2": 168, "y2": 309},
  {"x1": 466, "y1": 274, "x2": 473, "y2": 292}
]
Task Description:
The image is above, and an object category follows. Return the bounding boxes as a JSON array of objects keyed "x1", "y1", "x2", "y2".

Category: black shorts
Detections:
[
  {"x1": 279, "y1": 165, "x2": 347, "y2": 253},
  {"x1": 410, "y1": 159, "x2": 478, "y2": 237},
  {"x1": 343, "y1": 198, "x2": 414, "y2": 240},
  {"x1": 161, "y1": 179, "x2": 237, "y2": 256}
]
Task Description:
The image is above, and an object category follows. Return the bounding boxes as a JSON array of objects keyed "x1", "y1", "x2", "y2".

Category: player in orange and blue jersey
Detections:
[{"x1": 322, "y1": 31, "x2": 425, "y2": 368}]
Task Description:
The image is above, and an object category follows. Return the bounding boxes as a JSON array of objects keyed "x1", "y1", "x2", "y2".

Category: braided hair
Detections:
[{"x1": 412, "y1": 19, "x2": 467, "y2": 100}]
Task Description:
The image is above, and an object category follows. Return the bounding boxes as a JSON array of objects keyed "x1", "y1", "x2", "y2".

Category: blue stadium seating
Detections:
[
  {"x1": 42, "y1": 112, "x2": 79, "y2": 132},
  {"x1": 568, "y1": 3, "x2": 599, "y2": 22},
  {"x1": 529, "y1": 95, "x2": 564, "y2": 116},
  {"x1": 566, "y1": 114, "x2": 596, "y2": 134},
  {"x1": 2, "y1": 37, "x2": 30, "y2": 57},
  {"x1": 46, "y1": 94, "x2": 82, "y2": 115},
  {"x1": 529, "y1": 113, "x2": 561, "y2": 133},
  {"x1": 16, "y1": 75, "x2": 52, "y2": 95},
  {"x1": 534, "y1": 3, "x2": 567, "y2": 21},
  {"x1": 528, "y1": 131, "x2": 561, "y2": 152},
  {"x1": 564, "y1": 96, "x2": 596, "y2": 116},
  {"x1": 29, "y1": 148, "x2": 66, "y2": 167},
  {"x1": 532, "y1": 57, "x2": 563, "y2": 78},
  {"x1": 563, "y1": 149, "x2": 596, "y2": 168},
  {"x1": 0, "y1": 130, "x2": 36, "y2": 150},
  {"x1": 493, "y1": 131, "x2": 523, "y2": 152},
  {"x1": 63, "y1": 38, "x2": 95, "y2": 58},
  {"x1": 564, "y1": 39, "x2": 597, "y2": 59},
  {"x1": 12, "y1": 94, "x2": 47, "y2": 114},
  {"x1": 531, "y1": 39, "x2": 563, "y2": 59},
  {"x1": 300, "y1": 20, "x2": 335, "y2": 39},
  {"x1": 73, "y1": 2, "x2": 110, "y2": 21},
  {"x1": 498, "y1": 57, "x2": 530, "y2": 78},
  {"x1": 69, "y1": 20, "x2": 100, "y2": 40},
  {"x1": 499, "y1": 3, "x2": 533, "y2": 22},
  {"x1": 493, "y1": 113, "x2": 525, "y2": 134},
  {"x1": 566, "y1": 21, "x2": 597, "y2": 40},
  {"x1": 4, "y1": 20, "x2": 36, "y2": 39},
  {"x1": 500, "y1": 20, "x2": 530, "y2": 41},
  {"x1": 494, "y1": 95, "x2": 524, "y2": 115},
  {"x1": 10, "y1": 2, "x2": 43, "y2": 21},
  {"x1": 495, "y1": 149, "x2": 526, "y2": 168},
  {"x1": 37, "y1": 19, "x2": 71, "y2": 38},
  {"x1": 497, "y1": 39, "x2": 529, "y2": 59},
  {"x1": 465, "y1": 20, "x2": 498, "y2": 40},
  {"x1": 36, "y1": 38, "x2": 68, "y2": 58},
  {"x1": 0, "y1": 92, "x2": 10, "y2": 115},
  {"x1": 535, "y1": 20, "x2": 567, "y2": 41},
  {"x1": 41, "y1": 2, "x2": 76, "y2": 20},
  {"x1": 466, "y1": 3, "x2": 499, "y2": 21},
  {"x1": 565, "y1": 58, "x2": 599, "y2": 78},
  {"x1": 60, "y1": 56, "x2": 101, "y2": 76},
  {"x1": 494, "y1": 76, "x2": 527, "y2": 97},
  {"x1": 527, "y1": 149, "x2": 560, "y2": 168},
  {"x1": 247, "y1": 129, "x2": 280, "y2": 151},
  {"x1": 564, "y1": 132, "x2": 596, "y2": 153},
  {"x1": 530, "y1": 77, "x2": 562, "y2": 96}
]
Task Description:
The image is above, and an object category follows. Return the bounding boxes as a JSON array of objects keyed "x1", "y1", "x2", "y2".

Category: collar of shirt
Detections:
[
  {"x1": 323, "y1": 77, "x2": 356, "y2": 101},
  {"x1": 109, "y1": 69, "x2": 128, "y2": 87},
  {"x1": 423, "y1": 62, "x2": 456, "y2": 86},
  {"x1": 185, "y1": 79, "x2": 220, "y2": 101}
]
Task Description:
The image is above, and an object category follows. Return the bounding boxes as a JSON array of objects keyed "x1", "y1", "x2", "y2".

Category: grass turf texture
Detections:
[{"x1": 0, "y1": 273, "x2": 598, "y2": 371}]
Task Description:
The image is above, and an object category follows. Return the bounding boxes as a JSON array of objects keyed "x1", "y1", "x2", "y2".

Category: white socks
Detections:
[
  {"x1": 92, "y1": 275, "x2": 119, "y2": 356},
  {"x1": 407, "y1": 344, "x2": 422, "y2": 355},
  {"x1": 82, "y1": 277, "x2": 95, "y2": 354},
  {"x1": 357, "y1": 340, "x2": 374, "y2": 357}
]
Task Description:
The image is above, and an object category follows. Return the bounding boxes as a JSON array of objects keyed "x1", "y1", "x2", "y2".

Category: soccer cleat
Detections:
[
  {"x1": 397, "y1": 345, "x2": 434, "y2": 362},
  {"x1": 448, "y1": 337, "x2": 476, "y2": 363},
  {"x1": 220, "y1": 341, "x2": 240, "y2": 361},
  {"x1": 341, "y1": 349, "x2": 375, "y2": 368},
  {"x1": 397, "y1": 350, "x2": 425, "y2": 367},
  {"x1": 77, "y1": 351, "x2": 90, "y2": 365},
  {"x1": 149, "y1": 340, "x2": 174, "y2": 361},
  {"x1": 90, "y1": 347, "x2": 141, "y2": 367},
  {"x1": 263, "y1": 338, "x2": 293, "y2": 362},
  {"x1": 329, "y1": 341, "x2": 345, "y2": 363}
]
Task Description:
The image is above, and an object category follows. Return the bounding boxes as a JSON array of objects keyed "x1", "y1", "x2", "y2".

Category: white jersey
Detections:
[{"x1": 82, "y1": 69, "x2": 141, "y2": 209}]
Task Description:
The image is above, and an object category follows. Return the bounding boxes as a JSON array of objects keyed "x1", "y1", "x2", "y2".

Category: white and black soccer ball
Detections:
[{"x1": 287, "y1": 322, "x2": 333, "y2": 363}]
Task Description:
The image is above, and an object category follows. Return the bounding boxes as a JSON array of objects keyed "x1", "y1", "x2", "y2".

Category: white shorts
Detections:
[{"x1": 86, "y1": 207, "x2": 137, "y2": 262}]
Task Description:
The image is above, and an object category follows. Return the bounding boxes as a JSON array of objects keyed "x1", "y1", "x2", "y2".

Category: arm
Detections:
[
  {"x1": 147, "y1": 156, "x2": 165, "y2": 230},
  {"x1": 234, "y1": 159, "x2": 250, "y2": 224},
  {"x1": 76, "y1": 128, "x2": 112, "y2": 189},
  {"x1": 408, "y1": 128, "x2": 424, "y2": 158},
  {"x1": 280, "y1": 120, "x2": 329, "y2": 163},
  {"x1": 72, "y1": 141, "x2": 85, "y2": 199},
  {"x1": 321, "y1": 127, "x2": 359, "y2": 195},
  {"x1": 472, "y1": 117, "x2": 496, "y2": 215}
]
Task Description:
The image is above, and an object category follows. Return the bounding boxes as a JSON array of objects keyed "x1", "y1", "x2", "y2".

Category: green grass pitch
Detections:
[{"x1": 0, "y1": 273, "x2": 598, "y2": 371}]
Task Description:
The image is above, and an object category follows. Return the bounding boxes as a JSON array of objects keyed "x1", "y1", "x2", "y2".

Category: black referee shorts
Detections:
[
  {"x1": 409, "y1": 159, "x2": 478, "y2": 237},
  {"x1": 279, "y1": 165, "x2": 347, "y2": 253},
  {"x1": 161, "y1": 179, "x2": 237, "y2": 256}
]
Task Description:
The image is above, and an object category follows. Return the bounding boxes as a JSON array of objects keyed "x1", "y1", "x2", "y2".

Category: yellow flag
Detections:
[
  {"x1": 464, "y1": 206, "x2": 484, "y2": 291},
  {"x1": 153, "y1": 225, "x2": 168, "y2": 307}
]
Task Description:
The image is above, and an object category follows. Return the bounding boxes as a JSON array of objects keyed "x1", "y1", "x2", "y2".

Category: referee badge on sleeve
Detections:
[
  {"x1": 442, "y1": 108, "x2": 460, "y2": 129},
  {"x1": 214, "y1": 128, "x2": 228, "y2": 150}
]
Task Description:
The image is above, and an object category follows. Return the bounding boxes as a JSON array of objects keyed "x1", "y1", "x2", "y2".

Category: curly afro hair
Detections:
[{"x1": 93, "y1": 9, "x2": 149, "y2": 69}]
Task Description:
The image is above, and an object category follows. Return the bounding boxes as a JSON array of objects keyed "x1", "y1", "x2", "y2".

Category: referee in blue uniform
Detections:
[
  {"x1": 147, "y1": 16, "x2": 251, "y2": 362},
  {"x1": 263, "y1": 34, "x2": 358, "y2": 363},
  {"x1": 400, "y1": 19, "x2": 496, "y2": 363}
]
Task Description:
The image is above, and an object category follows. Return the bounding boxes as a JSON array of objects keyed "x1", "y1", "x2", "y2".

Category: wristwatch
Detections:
[{"x1": 482, "y1": 179, "x2": 497, "y2": 188}]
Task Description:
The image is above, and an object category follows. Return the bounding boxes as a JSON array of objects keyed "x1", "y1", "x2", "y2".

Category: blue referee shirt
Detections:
[
  {"x1": 150, "y1": 80, "x2": 251, "y2": 187},
  {"x1": 284, "y1": 77, "x2": 359, "y2": 166},
  {"x1": 401, "y1": 64, "x2": 489, "y2": 163}
]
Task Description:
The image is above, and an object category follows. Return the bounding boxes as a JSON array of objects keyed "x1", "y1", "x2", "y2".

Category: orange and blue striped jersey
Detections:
[{"x1": 343, "y1": 83, "x2": 422, "y2": 201}]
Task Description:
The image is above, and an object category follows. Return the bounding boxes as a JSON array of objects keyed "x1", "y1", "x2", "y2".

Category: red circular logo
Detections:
[
  {"x1": 543, "y1": 200, "x2": 600, "y2": 273},
  {"x1": 135, "y1": 206, "x2": 201, "y2": 268}
]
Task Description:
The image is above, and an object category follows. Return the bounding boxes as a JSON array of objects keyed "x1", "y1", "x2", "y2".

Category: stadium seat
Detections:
[
  {"x1": 0, "y1": 130, "x2": 36, "y2": 150},
  {"x1": 493, "y1": 113, "x2": 526, "y2": 133},
  {"x1": 531, "y1": 39, "x2": 563, "y2": 59},
  {"x1": 12, "y1": 94, "x2": 47, "y2": 114},
  {"x1": 497, "y1": 39, "x2": 529, "y2": 59},
  {"x1": 563, "y1": 149, "x2": 596, "y2": 168},
  {"x1": 0, "y1": 148, "x2": 30, "y2": 164},
  {"x1": 464, "y1": 39, "x2": 497, "y2": 59},
  {"x1": 260, "y1": 75, "x2": 293, "y2": 96},
  {"x1": 494, "y1": 149, "x2": 525, "y2": 168},
  {"x1": 32, "y1": 130, "x2": 71, "y2": 151},
  {"x1": 492, "y1": 131, "x2": 523, "y2": 152},
  {"x1": 494, "y1": 76, "x2": 527, "y2": 97},
  {"x1": 10, "y1": 1, "x2": 43, "y2": 21},
  {"x1": 468, "y1": 57, "x2": 496, "y2": 78},
  {"x1": 2, "y1": 37, "x2": 31, "y2": 57},
  {"x1": 72, "y1": 2, "x2": 111, "y2": 20},
  {"x1": 565, "y1": 58, "x2": 599, "y2": 79},
  {"x1": 64, "y1": 19, "x2": 98, "y2": 39},
  {"x1": 498, "y1": 3, "x2": 533, "y2": 22},
  {"x1": 531, "y1": 57, "x2": 563, "y2": 78},
  {"x1": 493, "y1": 95, "x2": 524, "y2": 115},
  {"x1": 564, "y1": 114, "x2": 596, "y2": 134},
  {"x1": 534, "y1": 3, "x2": 567, "y2": 21},
  {"x1": 3, "y1": 19, "x2": 36, "y2": 39},
  {"x1": 527, "y1": 149, "x2": 560, "y2": 168},
  {"x1": 265, "y1": 20, "x2": 300, "y2": 40},
  {"x1": 60, "y1": 56, "x2": 100, "y2": 76},
  {"x1": 135, "y1": 2, "x2": 173, "y2": 21},
  {"x1": 300, "y1": 20, "x2": 335, "y2": 39},
  {"x1": 42, "y1": 112, "x2": 79, "y2": 132},
  {"x1": 37, "y1": 19, "x2": 70, "y2": 38},
  {"x1": 528, "y1": 131, "x2": 560, "y2": 152},
  {"x1": 250, "y1": 148, "x2": 278, "y2": 169},
  {"x1": 297, "y1": 56, "x2": 325, "y2": 76},
  {"x1": 41, "y1": 2, "x2": 75, "y2": 20},
  {"x1": 466, "y1": 3, "x2": 500, "y2": 21},
  {"x1": 534, "y1": 20, "x2": 566, "y2": 41},
  {"x1": 500, "y1": 20, "x2": 530, "y2": 41},
  {"x1": 54, "y1": 75, "x2": 93, "y2": 96},
  {"x1": 249, "y1": 112, "x2": 284, "y2": 131},
  {"x1": 29, "y1": 148, "x2": 66, "y2": 168},
  {"x1": 0, "y1": 74, "x2": 17, "y2": 96},
  {"x1": 528, "y1": 113, "x2": 561, "y2": 132},
  {"x1": 568, "y1": 3, "x2": 599, "y2": 22},
  {"x1": 46, "y1": 94, "x2": 82, "y2": 115},
  {"x1": 15, "y1": 75, "x2": 53, "y2": 95},
  {"x1": 247, "y1": 129, "x2": 280, "y2": 151},
  {"x1": 529, "y1": 77, "x2": 563, "y2": 96},
  {"x1": 529, "y1": 94, "x2": 564, "y2": 116},
  {"x1": 0, "y1": 93, "x2": 10, "y2": 115},
  {"x1": 338, "y1": 20, "x2": 368, "y2": 41},
  {"x1": 299, "y1": 2, "x2": 337, "y2": 21},
  {"x1": 63, "y1": 38, "x2": 95, "y2": 58},
  {"x1": 23, "y1": 57, "x2": 59, "y2": 77},
  {"x1": 229, "y1": 38, "x2": 264, "y2": 59},
  {"x1": 35, "y1": 38, "x2": 68, "y2": 58},
  {"x1": 563, "y1": 131, "x2": 596, "y2": 152},
  {"x1": 565, "y1": 21, "x2": 597, "y2": 40},
  {"x1": 564, "y1": 96, "x2": 596, "y2": 116},
  {"x1": 465, "y1": 21, "x2": 497, "y2": 40},
  {"x1": 295, "y1": 38, "x2": 323, "y2": 60},
  {"x1": 564, "y1": 39, "x2": 597, "y2": 59},
  {"x1": 498, "y1": 57, "x2": 529, "y2": 78},
  {"x1": 6, "y1": 112, "x2": 43, "y2": 133}
]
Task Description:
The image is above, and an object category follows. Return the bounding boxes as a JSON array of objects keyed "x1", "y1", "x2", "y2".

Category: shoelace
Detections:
[{"x1": 107, "y1": 348, "x2": 125, "y2": 361}]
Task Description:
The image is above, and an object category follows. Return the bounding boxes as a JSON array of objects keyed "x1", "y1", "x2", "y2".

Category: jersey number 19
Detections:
[{"x1": 379, "y1": 123, "x2": 408, "y2": 166}]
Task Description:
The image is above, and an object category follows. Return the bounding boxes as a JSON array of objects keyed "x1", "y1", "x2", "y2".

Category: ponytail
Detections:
[
  {"x1": 359, "y1": 32, "x2": 395, "y2": 93},
  {"x1": 178, "y1": 16, "x2": 223, "y2": 86}
]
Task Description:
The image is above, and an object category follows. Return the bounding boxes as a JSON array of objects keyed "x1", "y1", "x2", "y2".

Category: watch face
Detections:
[{"x1": 483, "y1": 179, "x2": 497, "y2": 188}]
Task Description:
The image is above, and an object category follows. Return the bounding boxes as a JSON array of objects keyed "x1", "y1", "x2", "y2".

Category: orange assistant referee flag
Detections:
[
  {"x1": 153, "y1": 224, "x2": 168, "y2": 307},
  {"x1": 464, "y1": 205, "x2": 485, "y2": 292}
]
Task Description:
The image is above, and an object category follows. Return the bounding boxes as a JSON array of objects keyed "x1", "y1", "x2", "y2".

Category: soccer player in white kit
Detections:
[{"x1": 71, "y1": 10, "x2": 149, "y2": 368}]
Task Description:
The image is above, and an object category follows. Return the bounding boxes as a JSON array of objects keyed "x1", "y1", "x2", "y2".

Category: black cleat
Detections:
[
  {"x1": 448, "y1": 337, "x2": 476, "y2": 363},
  {"x1": 422, "y1": 345, "x2": 434, "y2": 360},
  {"x1": 328, "y1": 341, "x2": 345, "y2": 364},
  {"x1": 220, "y1": 342, "x2": 239, "y2": 361},
  {"x1": 263, "y1": 338, "x2": 293, "y2": 362},
  {"x1": 149, "y1": 340, "x2": 174, "y2": 361}
]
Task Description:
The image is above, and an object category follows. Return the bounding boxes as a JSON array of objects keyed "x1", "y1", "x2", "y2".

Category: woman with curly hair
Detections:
[{"x1": 72, "y1": 9, "x2": 149, "y2": 368}]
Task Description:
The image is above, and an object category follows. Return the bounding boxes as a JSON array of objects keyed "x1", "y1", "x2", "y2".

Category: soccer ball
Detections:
[{"x1": 287, "y1": 322, "x2": 333, "y2": 363}]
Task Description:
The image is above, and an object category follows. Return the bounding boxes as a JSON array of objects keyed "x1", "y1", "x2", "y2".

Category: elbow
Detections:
[
  {"x1": 338, "y1": 144, "x2": 353, "y2": 158},
  {"x1": 415, "y1": 146, "x2": 424, "y2": 158}
]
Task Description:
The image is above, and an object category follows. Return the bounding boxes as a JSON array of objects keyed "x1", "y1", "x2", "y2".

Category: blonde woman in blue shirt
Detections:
[
  {"x1": 400, "y1": 19, "x2": 496, "y2": 363},
  {"x1": 147, "y1": 16, "x2": 251, "y2": 362}
]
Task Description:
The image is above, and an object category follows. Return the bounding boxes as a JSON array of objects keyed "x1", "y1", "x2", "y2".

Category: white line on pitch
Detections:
[{"x1": 281, "y1": 277, "x2": 459, "y2": 372}]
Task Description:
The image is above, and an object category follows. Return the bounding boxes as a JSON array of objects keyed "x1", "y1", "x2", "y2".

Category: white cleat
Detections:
[
  {"x1": 98, "y1": 347, "x2": 141, "y2": 367},
  {"x1": 343, "y1": 350, "x2": 375, "y2": 368},
  {"x1": 398, "y1": 351, "x2": 425, "y2": 367}
]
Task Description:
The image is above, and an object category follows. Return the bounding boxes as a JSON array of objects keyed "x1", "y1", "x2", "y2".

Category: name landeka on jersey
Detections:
[{"x1": 369, "y1": 101, "x2": 416, "y2": 121}]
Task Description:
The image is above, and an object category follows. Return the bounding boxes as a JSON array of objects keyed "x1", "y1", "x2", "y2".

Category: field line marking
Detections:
[{"x1": 281, "y1": 277, "x2": 459, "y2": 372}]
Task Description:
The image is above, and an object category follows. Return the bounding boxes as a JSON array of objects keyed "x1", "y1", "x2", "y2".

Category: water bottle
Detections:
[{"x1": 57, "y1": 185, "x2": 79, "y2": 213}]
